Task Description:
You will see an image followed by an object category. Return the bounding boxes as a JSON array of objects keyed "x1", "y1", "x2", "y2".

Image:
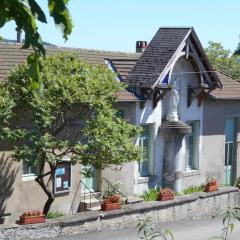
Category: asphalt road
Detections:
[{"x1": 42, "y1": 218, "x2": 240, "y2": 240}]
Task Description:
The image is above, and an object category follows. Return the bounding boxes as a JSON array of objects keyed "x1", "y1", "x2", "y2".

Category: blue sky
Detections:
[{"x1": 0, "y1": 0, "x2": 239, "y2": 53}]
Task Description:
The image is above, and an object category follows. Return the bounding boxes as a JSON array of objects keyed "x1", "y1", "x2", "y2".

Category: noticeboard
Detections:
[{"x1": 54, "y1": 161, "x2": 71, "y2": 195}]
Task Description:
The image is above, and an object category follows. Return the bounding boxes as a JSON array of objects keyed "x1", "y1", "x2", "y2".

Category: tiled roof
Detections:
[
  {"x1": 0, "y1": 42, "x2": 140, "y2": 82},
  {"x1": 109, "y1": 58, "x2": 139, "y2": 81},
  {"x1": 0, "y1": 42, "x2": 141, "y2": 102},
  {"x1": 114, "y1": 89, "x2": 142, "y2": 102},
  {"x1": 210, "y1": 71, "x2": 240, "y2": 100},
  {"x1": 125, "y1": 27, "x2": 191, "y2": 87}
]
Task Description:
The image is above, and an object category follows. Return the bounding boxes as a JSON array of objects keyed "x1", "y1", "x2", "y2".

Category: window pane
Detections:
[
  {"x1": 22, "y1": 163, "x2": 29, "y2": 175},
  {"x1": 185, "y1": 121, "x2": 199, "y2": 170},
  {"x1": 139, "y1": 125, "x2": 150, "y2": 176},
  {"x1": 22, "y1": 162, "x2": 36, "y2": 175}
]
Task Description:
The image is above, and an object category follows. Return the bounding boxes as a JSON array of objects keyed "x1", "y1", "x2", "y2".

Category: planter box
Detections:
[
  {"x1": 158, "y1": 193, "x2": 174, "y2": 201},
  {"x1": 101, "y1": 202, "x2": 121, "y2": 211},
  {"x1": 205, "y1": 184, "x2": 218, "y2": 192},
  {"x1": 19, "y1": 215, "x2": 45, "y2": 225}
]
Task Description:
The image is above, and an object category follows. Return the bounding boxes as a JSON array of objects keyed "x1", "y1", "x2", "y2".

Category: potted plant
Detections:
[
  {"x1": 101, "y1": 181, "x2": 122, "y2": 211},
  {"x1": 205, "y1": 177, "x2": 218, "y2": 192},
  {"x1": 158, "y1": 188, "x2": 174, "y2": 201},
  {"x1": 19, "y1": 210, "x2": 45, "y2": 225}
]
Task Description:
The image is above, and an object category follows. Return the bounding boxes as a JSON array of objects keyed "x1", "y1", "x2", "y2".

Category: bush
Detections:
[
  {"x1": 181, "y1": 185, "x2": 205, "y2": 195},
  {"x1": 235, "y1": 177, "x2": 240, "y2": 189},
  {"x1": 46, "y1": 211, "x2": 65, "y2": 219},
  {"x1": 139, "y1": 187, "x2": 159, "y2": 201}
]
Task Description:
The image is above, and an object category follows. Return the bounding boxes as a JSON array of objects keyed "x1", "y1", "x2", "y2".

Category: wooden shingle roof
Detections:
[{"x1": 125, "y1": 27, "x2": 191, "y2": 87}]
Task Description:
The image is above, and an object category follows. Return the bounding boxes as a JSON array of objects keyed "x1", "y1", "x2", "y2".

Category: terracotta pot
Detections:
[
  {"x1": 205, "y1": 184, "x2": 218, "y2": 192},
  {"x1": 158, "y1": 192, "x2": 174, "y2": 201},
  {"x1": 101, "y1": 202, "x2": 121, "y2": 211},
  {"x1": 19, "y1": 215, "x2": 45, "y2": 225},
  {"x1": 108, "y1": 195, "x2": 120, "y2": 203}
]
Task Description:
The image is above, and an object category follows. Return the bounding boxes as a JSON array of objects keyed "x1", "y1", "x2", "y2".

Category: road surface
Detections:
[{"x1": 41, "y1": 218, "x2": 240, "y2": 240}]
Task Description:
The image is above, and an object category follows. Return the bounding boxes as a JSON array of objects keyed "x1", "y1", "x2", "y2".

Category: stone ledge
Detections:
[
  {"x1": 0, "y1": 187, "x2": 238, "y2": 232},
  {"x1": 198, "y1": 186, "x2": 239, "y2": 199}
]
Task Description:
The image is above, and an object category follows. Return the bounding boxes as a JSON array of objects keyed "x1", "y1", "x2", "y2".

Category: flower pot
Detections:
[
  {"x1": 158, "y1": 192, "x2": 174, "y2": 201},
  {"x1": 101, "y1": 202, "x2": 121, "y2": 211},
  {"x1": 205, "y1": 184, "x2": 218, "y2": 192},
  {"x1": 19, "y1": 215, "x2": 45, "y2": 225},
  {"x1": 108, "y1": 195, "x2": 120, "y2": 203}
]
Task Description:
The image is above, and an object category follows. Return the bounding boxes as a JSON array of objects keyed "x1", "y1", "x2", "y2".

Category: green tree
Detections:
[
  {"x1": 0, "y1": 53, "x2": 141, "y2": 215},
  {"x1": 0, "y1": 0, "x2": 73, "y2": 90},
  {"x1": 205, "y1": 41, "x2": 240, "y2": 79}
]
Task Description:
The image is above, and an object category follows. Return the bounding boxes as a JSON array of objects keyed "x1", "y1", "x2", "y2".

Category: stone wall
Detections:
[{"x1": 0, "y1": 187, "x2": 239, "y2": 240}]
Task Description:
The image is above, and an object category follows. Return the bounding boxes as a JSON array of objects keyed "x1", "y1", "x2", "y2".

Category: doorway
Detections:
[{"x1": 81, "y1": 166, "x2": 98, "y2": 193}]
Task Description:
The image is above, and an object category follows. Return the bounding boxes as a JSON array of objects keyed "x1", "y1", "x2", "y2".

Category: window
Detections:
[
  {"x1": 139, "y1": 125, "x2": 151, "y2": 177},
  {"x1": 116, "y1": 109, "x2": 124, "y2": 119},
  {"x1": 224, "y1": 118, "x2": 236, "y2": 185},
  {"x1": 22, "y1": 162, "x2": 37, "y2": 177},
  {"x1": 185, "y1": 121, "x2": 199, "y2": 170}
]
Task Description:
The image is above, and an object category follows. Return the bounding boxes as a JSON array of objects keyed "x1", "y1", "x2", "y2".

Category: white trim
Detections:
[
  {"x1": 22, "y1": 174, "x2": 37, "y2": 182},
  {"x1": 104, "y1": 59, "x2": 121, "y2": 82},
  {"x1": 152, "y1": 29, "x2": 192, "y2": 89},
  {"x1": 188, "y1": 41, "x2": 212, "y2": 85},
  {"x1": 168, "y1": 51, "x2": 186, "y2": 84}
]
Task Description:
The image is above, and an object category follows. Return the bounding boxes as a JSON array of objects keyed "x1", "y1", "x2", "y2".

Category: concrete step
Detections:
[
  {"x1": 80, "y1": 192, "x2": 102, "y2": 201},
  {"x1": 86, "y1": 205, "x2": 101, "y2": 211},
  {"x1": 79, "y1": 198, "x2": 103, "y2": 212},
  {"x1": 126, "y1": 196, "x2": 143, "y2": 204}
]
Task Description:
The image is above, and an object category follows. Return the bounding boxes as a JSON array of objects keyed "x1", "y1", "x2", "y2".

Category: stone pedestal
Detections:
[{"x1": 161, "y1": 121, "x2": 191, "y2": 192}]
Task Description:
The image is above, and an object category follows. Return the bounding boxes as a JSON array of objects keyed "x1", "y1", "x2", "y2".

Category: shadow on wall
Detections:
[{"x1": 0, "y1": 153, "x2": 19, "y2": 224}]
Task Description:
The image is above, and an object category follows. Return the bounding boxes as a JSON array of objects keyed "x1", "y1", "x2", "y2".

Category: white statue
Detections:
[{"x1": 166, "y1": 80, "x2": 179, "y2": 122}]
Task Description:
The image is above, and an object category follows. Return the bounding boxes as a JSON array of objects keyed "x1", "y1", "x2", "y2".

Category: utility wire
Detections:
[{"x1": 126, "y1": 70, "x2": 218, "y2": 76}]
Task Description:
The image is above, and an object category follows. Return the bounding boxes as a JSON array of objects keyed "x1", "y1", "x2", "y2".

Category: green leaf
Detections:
[
  {"x1": 28, "y1": 0, "x2": 47, "y2": 23},
  {"x1": 48, "y1": 0, "x2": 73, "y2": 41}
]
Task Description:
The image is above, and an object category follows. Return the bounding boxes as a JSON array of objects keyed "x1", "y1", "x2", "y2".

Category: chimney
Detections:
[
  {"x1": 16, "y1": 27, "x2": 22, "y2": 43},
  {"x1": 136, "y1": 41, "x2": 147, "y2": 53}
]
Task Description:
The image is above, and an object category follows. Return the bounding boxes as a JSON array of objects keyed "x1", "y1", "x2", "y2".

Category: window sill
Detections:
[
  {"x1": 134, "y1": 175, "x2": 155, "y2": 184},
  {"x1": 22, "y1": 174, "x2": 37, "y2": 182},
  {"x1": 182, "y1": 170, "x2": 201, "y2": 177}
]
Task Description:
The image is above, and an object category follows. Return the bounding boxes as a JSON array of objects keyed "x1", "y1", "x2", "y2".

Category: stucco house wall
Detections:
[
  {"x1": 202, "y1": 100, "x2": 240, "y2": 183},
  {"x1": 101, "y1": 102, "x2": 136, "y2": 196},
  {"x1": 0, "y1": 153, "x2": 82, "y2": 224}
]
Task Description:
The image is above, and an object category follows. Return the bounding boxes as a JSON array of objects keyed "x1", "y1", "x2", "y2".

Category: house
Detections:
[{"x1": 1, "y1": 26, "x2": 240, "y2": 224}]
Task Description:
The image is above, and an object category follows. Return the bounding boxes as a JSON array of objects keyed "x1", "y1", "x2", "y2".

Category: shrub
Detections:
[
  {"x1": 235, "y1": 177, "x2": 240, "y2": 189},
  {"x1": 181, "y1": 185, "x2": 205, "y2": 195},
  {"x1": 139, "y1": 187, "x2": 159, "y2": 201},
  {"x1": 46, "y1": 211, "x2": 65, "y2": 219}
]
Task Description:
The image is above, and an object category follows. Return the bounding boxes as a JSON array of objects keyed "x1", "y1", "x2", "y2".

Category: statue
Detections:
[{"x1": 166, "y1": 80, "x2": 179, "y2": 122}]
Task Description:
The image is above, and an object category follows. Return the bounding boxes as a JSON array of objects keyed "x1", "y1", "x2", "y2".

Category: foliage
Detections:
[
  {"x1": 103, "y1": 181, "x2": 122, "y2": 198},
  {"x1": 137, "y1": 217, "x2": 174, "y2": 240},
  {"x1": 181, "y1": 185, "x2": 205, "y2": 195},
  {"x1": 0, "y1": 0, "x2": 73, "y2": 90},
  {"x1": 21, "y1": 209, "x2": 43, "y2": 217},
  {"x1": 0, "y1": 53, "x2": 141, "y2": 215},
  {"x1": 210, "y1": 207, "x2": 240, "y2": 240},
  {"x1": 46, "y1": 211, "x2": 65, "y2": 219},
  {"x1": 234, "y1": 177, "x2": 240, "y2": 189},
  {"x1": 205, "y1": 41, "x2": 240, "y2": 79},
  {"x1": 139, "y1": 187, "x2": 159, "y2": 202}
]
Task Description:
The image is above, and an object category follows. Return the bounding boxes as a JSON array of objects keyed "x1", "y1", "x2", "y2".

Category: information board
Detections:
[{"x1": 54, "y1": 161, "x2": 71, "y2": 194}]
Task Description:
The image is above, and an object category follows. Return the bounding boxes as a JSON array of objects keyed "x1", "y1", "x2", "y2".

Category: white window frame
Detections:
[
  {"x1": 22, "y1": 162, "x2": 37, "y2": 181},
  {"x1": 185, "y1": 120, "x2": 200, "y2": 171},
  {"x1": 138, "y1": 124, "x2": 154, "y2": 177}
]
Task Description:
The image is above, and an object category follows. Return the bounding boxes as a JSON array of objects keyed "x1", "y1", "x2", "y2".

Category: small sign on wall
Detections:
[{"x1": 54, "y1": 161, "x2": 71, "y2": 195}]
